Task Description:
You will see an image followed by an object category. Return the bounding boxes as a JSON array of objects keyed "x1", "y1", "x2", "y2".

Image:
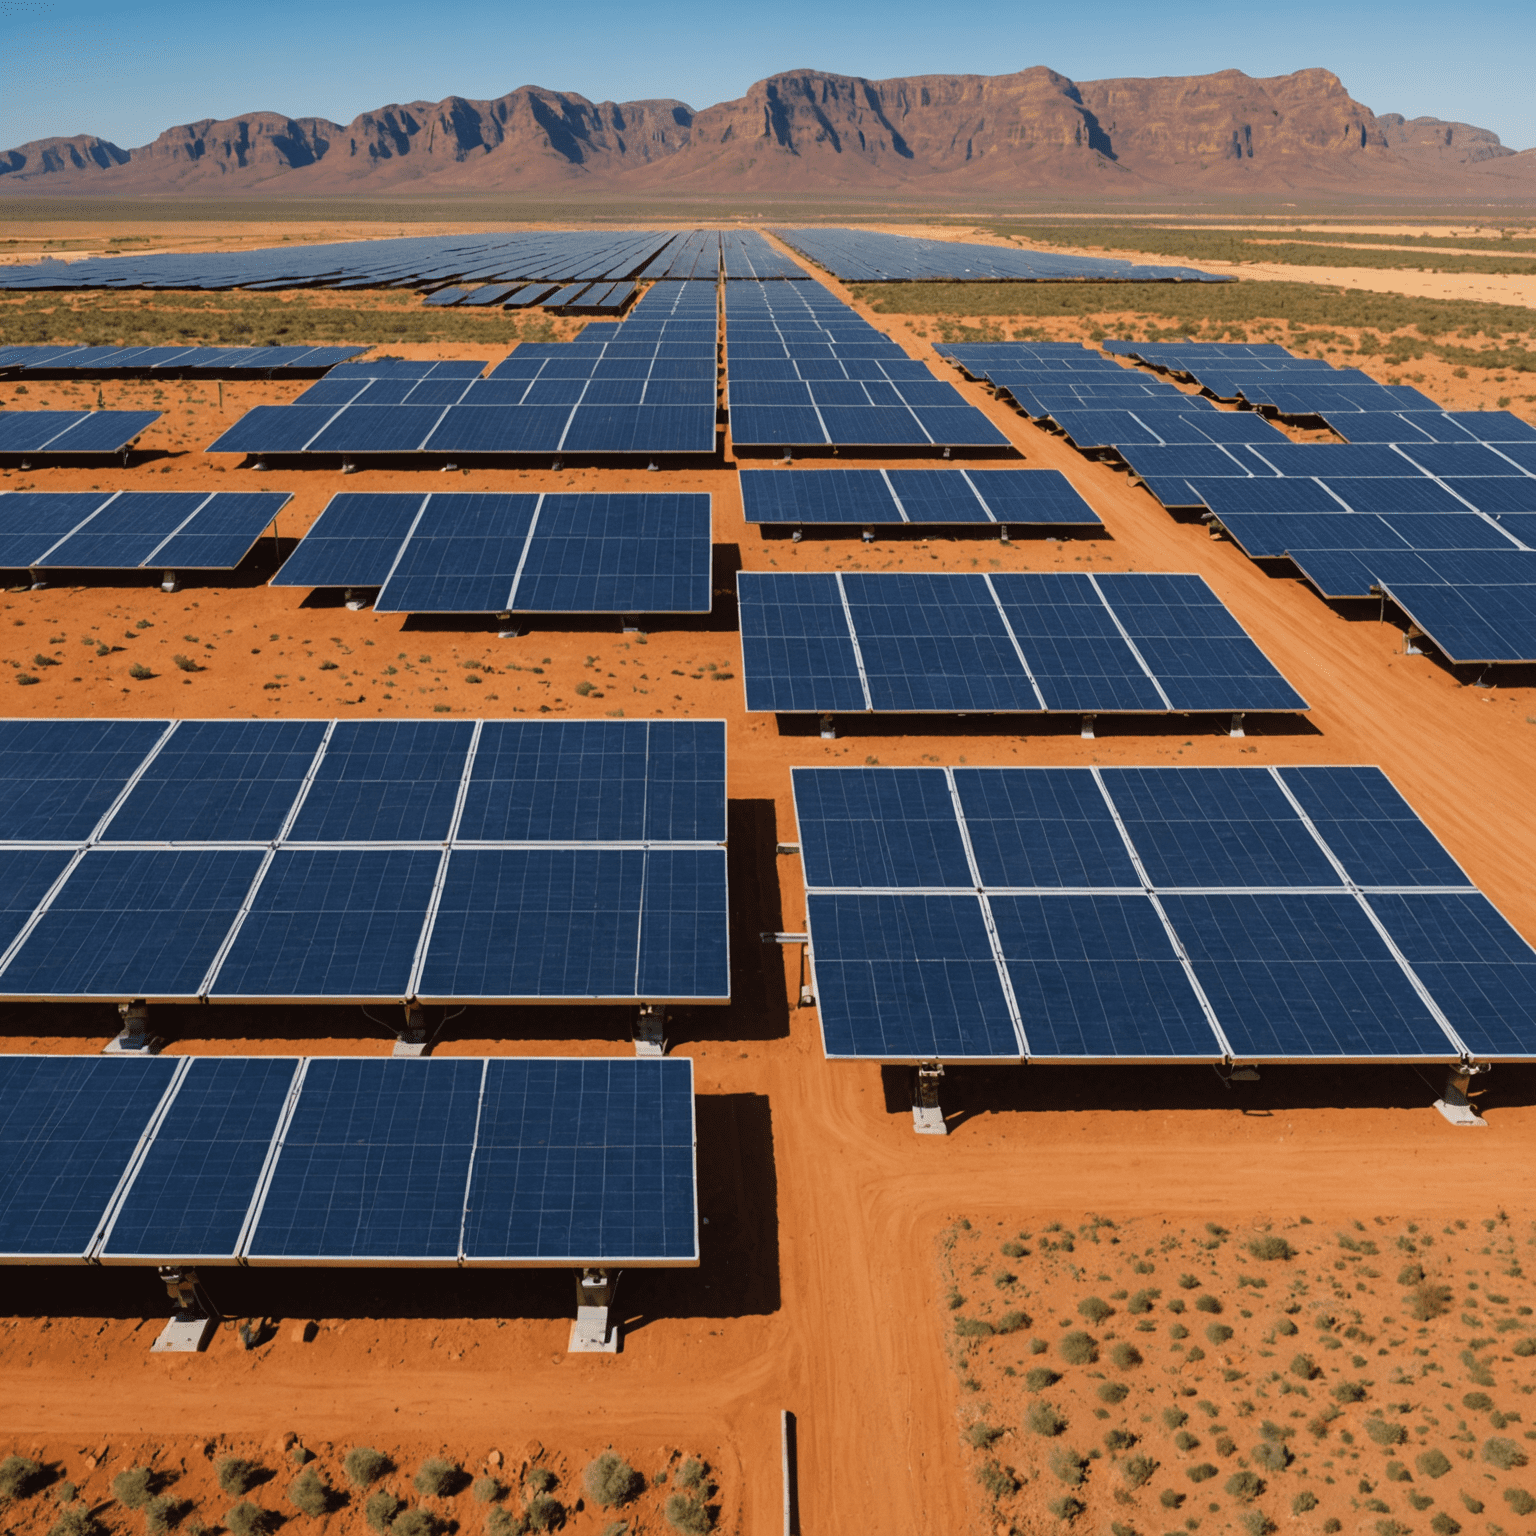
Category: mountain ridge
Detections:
[{"x1": 2, "y1": 65, "x2": 1531, "y2": 200}]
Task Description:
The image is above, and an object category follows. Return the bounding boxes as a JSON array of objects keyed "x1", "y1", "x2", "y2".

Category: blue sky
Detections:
[{"x1": 3, "y1": 0, "x2": 1532, "y2": 152}]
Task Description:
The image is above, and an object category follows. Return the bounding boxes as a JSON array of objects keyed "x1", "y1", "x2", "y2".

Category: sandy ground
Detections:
[{"x1": 3, "y1": 248, "x2": 1536, "y2": 1536}]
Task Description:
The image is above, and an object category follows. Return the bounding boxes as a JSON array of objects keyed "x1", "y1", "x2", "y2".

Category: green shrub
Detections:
[
  {"x1": 1463, "y1": 1392, "x2": 1494, "y2": 1412},
  {"x1": 224, "y1": 1503, "x2": 278, "y2": 1536},
  {"x1": 1, "y1": 1456, "x2": 46, "y2": 1502},
  {"x1": 1458, "y1": 1490, "x2": 1484, "y2": 1514},
  {"x1": 392, "y1": 1512, "x2": 444, "y2": 1536},
  {"x1": 1484, "y1": 1437, "x2": 1528, "y2": 1470},
  {"x1": 347, "y1": 1449, "x2": 393, "y2": 1488},
  {"x1": 1276, "y1": 1317, "x2": 1298, "y2": 1336},
  {"x1": 1207, "y1": 1324, "x2": 1234, "y2": 1345},
  {"x1": 144, "y1": 1496, "x2": 189, "y2": 1536},
  {"x1": 1225, "y1": 1470, "x2": 1264, "y2": 1502},
  {"x1": 1170, "y1": 1323, "x2": 1189, "y2": 1340},
  {"x1": 1026, "y1": 1367, "x2": 1060, "y2": 1391},
  {"x1": 1215, "y1": 1435, "x2": 1237, "y2": 1457},
  {"x1": 1505, "y1": 1487, "x2": 1536, "y2": 1516},
  {"x1": 1406, "y1": 1492, "x2": 1434, "y2": 1511},
  {"x1": 1409, "y1": 1282, "x2": 1454, "y2": 1322},
  {"x1": 1060, "y1": 1331, "x2": 1098, "y2": 1365},
  {"x1": 1027, "y1": 1402, "x2": 1068, "y2": 1437},
  {"x1": 1049, "y1": 1447, "x2": 1088, "y2": 1487},
  {"x1": 966, "y1": 1423, "x2": 1004, "y2": 1450},
  {"x1": 484, "y1": 1510, "x2": 523, "y2": 1536},
  {"x1": 1290, "y1": 1354, "x2": 1319, "y2": 1379},
  {"x1": 1122, "y1": 1454, "x2": 1157, "y2": 1488},
  {"x1": 1194, "y1": 1294, "x2": 1221, "y2": 1313},
  {"x1": 1001, "y1": 1240, "x2": 1026, "y2": 1258},
  {"x1": 664, "y1": 1492, "x2": 712, "y2": 1533},
  {"x1": 584, "y1": 1454, "x2": 643, "y2": 1508},
  {"x1": 290, "y1": 1447, "x2": 314, "y2": 1470},
  {"x1": 977, "y1": 1460, "x2": 1020, "y2": 1499},
  {"x1": 1385, "y1": 1460, "x2": 1410, "y2": 1482},
  {"x1": 1162, "y1": 1407, "x2": 1188, "y2": 1431},
  {"x1": 1175, "y1": 1431, "x2": 1199, "y2": 1452},
  {"x1": 1047, "y1": 1495, "x2": 1085, "y2": 1521},
  {"x1": 414, "y1": 1459, "x2": 465, "y2": 1498},
  {"x1": 364, "y1": 1490, "x2": 406, "y2": 1532},
  {"x1": 1160, "y1": 1488, "x2": 1184, "y2": 1508},
  {"x1": 113, "y1": 1469, "x2": 157, "y2": 1509},
  {"x1": 1128, "y1": 1289, "x2": 1158, "y2": 1314},
  {"x1": 678, "y1": 1458, "x2": 707, "y2": 1493},
  {"x1": 48, "y1": 1509, "x2": 103, "y2": 1536},
  {"x1": 1253, "y1": 1441, "x2": 1290, "y2": 1472},
  {"x1": 1334, "y1": 1381, "x2": 1369, "y2": 1403},
  {"x1": 955, "y1": 1317, "x2": 994, "y2": 1338},
  {"x1": 287, "y1": 1467, "x2": 337, "y2": 1516},
  {"x1": 1322, "y1": 1523, "x2": 1342, "y2": 1535},
  {"x1": 524, "y1": 1469, "x2": 556, "y2": 1494},
  {"x1": 1416, "y1": 1449, "x2": 1452, "y2": 1479},
  {"x1": 218, "y1": 1460, "x2": 262, "y2": 1497},
  {"x1": 1430, "y1": 1515, "x2": 1462, "y2": 1535},
  {"x1": 1293, "y1": 1490, "x2": 1319, "y2": 1513},
  {"x1": 1514, "y1": 1338, "x2": 1536, "y2": 1357},
  {"x1": 526, "y1": 1497, "x2": 564, "y2": 1534},
  {"x1": 1079, "y1": 1297, "x2": 1113, "y2": 1323},
  {"x1": 996, "y1": 1309, "x2": 1028, "y2": 1334},
  {"x1": 472, "y1": 1476, "x2": 505, "y2": 1504},
  {"x1": 1110, "y1": 1342, "x2": 1142, "y2": 1369},
  {"x1": 1098, "y1": 1382, "x2": 1129, "y2": 1405},
  {"x1": 1188, "y1": 1463, "x2": 1218, "y2": 1483},
  {"x1": 1248, "y1": 1236, "x2": 1295, "y2": 1261},
  {"x1": 1241, "y1": 1514, "x2": 1275, "y2": 1536}
]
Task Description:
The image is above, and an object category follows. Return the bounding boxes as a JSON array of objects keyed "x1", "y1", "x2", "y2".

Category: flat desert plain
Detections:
[{"x1": 0, "y1": 229, "x2": 1534, "y2": 1536}]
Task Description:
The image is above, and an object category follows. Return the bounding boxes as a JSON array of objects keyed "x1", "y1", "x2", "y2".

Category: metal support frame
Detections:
[
  {"x1": 151, "y1": 1265, "x2": 219, "y2": 1353},
  {"x1": 999, "y1": 525, "x2": 1011, "y2": 545},
  {"x1": 391, "y1": 1001, "x2": 435, "y2": 1058},
  {"x1": 1435, "y1": 1062, "x2": 1491, "y2": 1127},
  {"x1": 912, "y1": 1062, "x2": 947, "y2": 1135},
  {"x1": 1405, "y1": 624, "x2": 1425, "y2": 656},
  {"x1": 1229, "y1": 713, "x2": 1245, "y2": 739},
  {"x1": 761, "y1": 930, "x2": 812, "y2": 1007},
  {"x1": 569, "y1": 1266, "x2": 621, "y2": 1353},
  {"x1": 819, "y1": 713, "x2": 837, "y2": 741},
  {"x1": 28, "y1": 567, "x2": 45, "y2": 591},
  {"x1": 496, "y1": 612, "x2": 522, "y2": 639},
  {"x1": 1081, "y1": 714, "x2": 1096, "y2": 740},
  {"x1": 344, "y1": 588, "x2": 370, "y2": 612},
  {"x1": 341, "y1": 461, "x2": 359, "y2": 475},
  {"x1": 621, "y1": 614, "x2": 642, "y2": 634},
  {"x1": 104, "y1": 998, "x2": 161, "y2": 1055},
  {"x1": 791, "y1": 527, "x2": 803, "y2": 543},
  {"x1": 160, "y1": 570, "x2": 179, "y2": 594},
  {"x1": 861, "y1": 527, "x2": 874, "y2": 544},
  {"x1": 634, "y1": 1003, "x2": 667, "y2": 1058}
]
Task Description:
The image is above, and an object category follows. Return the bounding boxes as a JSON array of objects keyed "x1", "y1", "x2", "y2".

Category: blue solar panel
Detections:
[
  {"x1": 245, "y1": 1058, "x2": 483, "y2": 1262},
  {"x1": 1321, "y1": 478, "x2": 1470, "y2": 514},
  {"x1": 100, "y1": 1057, "x2": 299, "y2": 1261},
  {"x1": 991, "y1": 895, "x2": 1217, "y2": 1059},
  {"x1": 420, "y1": 406, "x2": 570, "y2": 454},
  {"x1": 809, "y1": 893, "x2": 1021, "y2": 1059},
  {"x1": 1200, "y1": 480, "x2": 1346, "y2": 517},
  {"x1": 634, "y1": 849, "x2": 730, "y2": 998},
  {"x1": 28, "y1": 411, "x2": 160, "y2": 454},
  {"x1": 559, "y1": 404, "x2": 715, "y2": 454},
  {"x1": 104, "y1": 719, "x2": 327, "y2": 841},
  {"x1": 1161, "y1": 893, "x2": 1454, "y2": 1059},
  {"x1": 0, "y1": 492, "x2": 108, "y2": 566},
  {"x1": 1445, "y1": 479, "x2": 1536, "y2": 514},
  {"x1": 739, "y1": 469, "x2": 893, "y2": 524},
  {"x1": 1379, "y1": 580, "x2": 1536, "y2": 663},
  {"x1": 0, "y1": 849, "x2": 263, "y2": 999},
  {"x1": 139, "y1": 492, "x2": 289, "y2": 570},
  {"x1": 0, "y1": 849, "x2": 75, "y2": 955},
  {"x1": 0, "y1": 719, "x2": 170, "y2": 839},
  {"x1": 1399, "y1": 442, "x2": 1532, "y2": 478},
  {"x1": 207, "y1": 405, "x2": 341, "y2": 454},
  {"x1": 376, "y1": 493, "x2": 539, "y2": 612},
  {"x1": 271, "y1": 493, "x2": 424, "y2": 588},
  {"x1": 1247, "y1": 443, "x2": 1424, "y2": 477},
  {"x1": 961, "y1": 471, "x2": 1100, "y2": 526},
  {"x1": 737, "y1": 572, "x2": 865, "y2": 713},
  {"x1": 461, "y1": 1058, "x2": 696, "y2": 1262},
  {"x1": 792, "y1": 768, "x2": 971, "y2": 888},
  {"x1": 0, "y1": 1055, "x2": 178, "y2": 1259}
]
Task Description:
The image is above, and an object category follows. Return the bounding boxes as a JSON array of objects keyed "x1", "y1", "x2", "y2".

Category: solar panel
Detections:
[
  {"x1": 0, "y1": 410, "x2": 159, "y2": 456},
  {"x1": 793, "y1": 766, "x2": 1536, "y2": 1063},
  {"x1": 737, "y1": 468, "x2": 1097, "y2": 527}
]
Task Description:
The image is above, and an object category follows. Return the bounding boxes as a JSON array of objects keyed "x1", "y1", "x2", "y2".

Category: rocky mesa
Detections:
[{"x1": 1, "y1": 64, "x2": 1530, "y2": 200}]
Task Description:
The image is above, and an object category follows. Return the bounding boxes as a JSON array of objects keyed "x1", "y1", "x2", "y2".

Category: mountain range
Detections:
[{"x1": 2, "y1": 66, "x2": 1532, "y2": 201}]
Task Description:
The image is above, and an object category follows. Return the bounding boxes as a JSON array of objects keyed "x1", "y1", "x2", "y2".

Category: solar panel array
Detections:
[
  {"x1": 738, "y1": 468, "x2": 1101, "y2": 528},
  {"x1": 793, "y1": 765, "x2": 1536, "y2": 1063},
  {"x1": 0, "y1": 718, "x2": 729, "y2": 1006},
  {"x1": 0, "y1": 491, "x2": 290, "y2": 572},
  {"x1": 0, "y1": 411, "x2": 161, "y2": 457},
  {"x1": 0, "y1": 345, "x2": 366, "y2": 379},
  {"x1": 720, "y1": 230, "x2": 808, "y2": 280},
  {"x1": 775, "y1": 228, "x2": 1229, "y2": 284},
  {"x1": 272, "y1": 491, "x2": 712, "y2": 615},
  {"x1": 726, "y1": 283, "x2": 1008, "y2": 451},
  {"x1": 0, "y1": 1053, "x2": 697, "y2": 1266},
  {"x1": 736, "y1": 571, "x2": 1307, "y2": 715},
  {"x1": 208, "y1": 290, "x2": 719, "y2": 460}
]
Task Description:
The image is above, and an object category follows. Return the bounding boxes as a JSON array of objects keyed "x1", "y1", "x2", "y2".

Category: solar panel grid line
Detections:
[
  {"x1": 372, "y1": 493, "x2": 432, "y2": 595},
  {"x1": 1265, "y1": 768, "x2": 1471, "y2": 1057},
  {"x1": 0, "y1": 846, "x2": 92, "y2": 980},
  {"x1": 84, "y1": 1056, "x2": 195, "y2": 1261},
  {"x1": 233, "y1": 1055, "x2": 313, "y2": 1259},
  {"x1": 404, "y1": 720, "x2": 486, "y2": 1001},
  {"x1": 31, "y1": 489, "x2": 123, "y2": 566},
  {"x1": 876, "y1": 468, "x2": 911, "y2": 522},
  {"x1": 1086, "y1": 766, "x2": 1235, "y2": 1058},
  {"x1": 452, "y1": 1057, "x2": 493, "y2": 1262},
  {"x1": 833, "y1": 572, "x2": 875, "y2": 710},
  {"x1": 137, "y1": 490, "x2": 223, "y2": 569},
  {"x1": 979, "y1": 574, "x2": 1049, "y2": 710},
  {"x1": 956, "y1": 470, "x2": 1001, "y2": 523},
  {"x1": 1083, "y1": 575, "x2": 1176, "y2": 710},
  {"x1": 500, "y1": 492, "x2": 547, "y2": 611}
]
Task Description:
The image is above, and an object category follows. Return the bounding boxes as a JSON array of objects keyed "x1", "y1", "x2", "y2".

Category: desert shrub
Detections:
[
  {"x1": 1398, "y1": 1263, "x2": 1425, "y2": 1286},
  {"x1": 1194, "y1": 1294, "x2": 1221, "y2": 1314},
  {"x1": 1293, "y1": 1490, "x2": 1319, "y2": 1514},
  {"x1": 1322, "y1": 1523, "x2": 1343, "y2": 1535},
  {"x1": 1060, "y1": 1331, "x2": 1098, "y2": 1365},
  {"x1": 584, "y1": 1454, "x2": 643, "y2": 1508},
  {"x1": 1104, "y1": 1430, "x2": 1137, "y2": 1453},
  {"x1": 1128, "y1": 1289, "x2": 1158, "y2": 1314},
  {"x1": 288, "y1": 1467, "x2": 337, "y2": 1517},
  {"x1": 1079, "y1": 1297, "x2": 1113, "y2": 1323},
  {"x1": 1049, "y1": 1447, "x2": 1088, "y2": 1487},
  {"x1": 1160, "y1": 1488, "x2": 1184, "y2": 1508},
  {"x1": 128, "y1": 662, "x2": 153, "y2": 680},
  {"x1": 1334, "y1": 1381, "x2": 1369, "y2": 1403},
  {"x1": 1504, "y1": 1487, "x2": 1536, "y2": 1516},
  {"x1": 1458, "y1": 1490, "x2": 1484, "y2": 1513},
  {"x1": 1098, "y1": 1382, "x2": 1129, "y2": 1405},
  {"x1": 1047, "y1": 1495, "x2": 1084, "y2": 1521},
  {"x1": 1122, "y1": 1454, "x2": 1157, "y2": 1488},
  {"x1": 1406, "y1": 1492, "x2": 1434, "y2": 1511},
  {"x1": 1241, "y1": 1513, "x2": 1275, "y2": 1536},
  {"x1": 1, "y1": 1456, "x2": 46, "y2": 1502},
  {"x1": 218, "y1": 1460, "x2": 262, "y2": 1497},
  {"x1": 977, "y1": 1460, "x2": 1020, "y2": 1499},
  {"x1": 1188, "y1": 1463, "x2": 1218, "y2": 1483},
  {"x1": 1409, "y1": 1282, "x2": 1454, "y2": 1322},
  {"x1": 1001, "y1": 1240, "x2": 1025, "y2": 1258},
  {"x1": 966, "y1": 1423, "x2": 1004, "y2": 1450},
  {"x1": 1027, "y1": 1402, "x2": 1068, "y2": 1437},
  {"x1": 1416, "y1": 1449, "x2": 1453, "y2": 1479},
  {"x1": 955, "y1": 1317, "x2": 994, "y2": 1338},
  {"x1": 1430, "y1": 1516, "x2": 1462, "y2": 1535},
  {"x1": 414, "y1": 1459, "x2": 465, "y2": 1498},
  {"x1": 1385, "y1": 1460, "x2": 1410, "y2": 1483},
  {"x1": 392, "y1": 1511, "x2": 445, "y2": 1536},
  {"x1": 1253, "y1": 1441, "x2": 1291, "y2": 1472},
  {"x1": 1276, "y1": 1317, "x2": 1298, "y2": 1336},
  {"x1": 144, "y1": 1496, "x2": 190, "y2": 1536},
  {"x1": 484, "y1": 1510, "x2": 522, "y2": 1536},
  {"x1": 664, "y1": 1492, "x2": 713, "y2": 1533},
  {"x1": 347, "y1": 1450, "x2": 393, "y2": 1488},
  {"x1": 1177, "y1": 1273, "x2": 1199, "y2": 1289},
  {"x1": 1206, "y1": 1324, "x2": 1234, "y2": 1345},
  {"x1": 289, "y1": 1447, "x2": 313, "y2": 1470},
  {"x1": 1514, "y1": 1338, "x2": 1536, "y2": 1357},
  {"x1": 224, "y1": 1503, "x2": 278, "y2": 1536},
  {"x1": 1463, "y1": 1391, "x2": 1494, "y2": 1412},
  {"x1": 520, "y1": 1496, "x2": 560, "y2": 1533},
  {"x1": 1110, "y1": 1342, "x2": 1143, "y2": 1369},
  {"x1": 1168, "y1": 1298, "x2": 1186, "y2": 1314},
  {"x1": 365, "y1": 1490, "x2": 406, "y2": 1532},
  {"x1": 1170, "y1": 1323, "x2": 1189, "y2": 1340},
  {"x1": 1225, "y1": 1470, "x2": 1264, "y2": 1502},
  {"x1": 1026, "y1": 1367, "x2": 1060, "y2": 1391},
  {"x1": 48, "y1": 1509, "x2": 103, "y2": 1536},
  {"x1": 1215, "y1": 1436, "x2": 1237, "y2": 1457},
  {"x1": 1483, "y1": 1437, "x2": 1528, "y2": 1470},
  {"x1": 996, "y1": 1309, "x2": 1028, "y2": 1334},
  {"x1": 1290, "y1": 1354, "x2": 1319, "y2": 1379},
  {"x1": 1162, "y1": 1407, "x2": 1188, "y2": 1431},
  {"x1": 472, "y1": 1477, "x2": 505, "y2": 1504},
  {"x1": 113, "y1": 1469, "x2": 157, "y2": 1509},
  {"x1": 1174, "y1": 1431, "x2": 1199, "y2": 1452},
  {"x1": 524, "y1": 1469, "x2": 556, "y2": 1495}
]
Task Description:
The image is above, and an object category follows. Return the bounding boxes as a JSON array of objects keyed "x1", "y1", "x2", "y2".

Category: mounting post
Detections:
[
  {"x1": 781, "y1": 448, "x2": 793, "y2": 464},
  {"x1": 1404, "y1": 624, "x2": 1425, "y2": 656},
  {"x1": 819, "y1": 713, "x2": 837, "y2": 741},
  {"x1": 251, "y1": 459, "x2": 269, "y2": 473},
  {"x1": 104, "y1": 999, "x2": 160, "y2": 1055},
  {"x1": 341, "y1": 460, "x2": 359, "y2": 475},
  {"x1": 1080, "y1": 714, "x2": 1096, "y2": 740},
  {"x1": 942, "y1": 445, "x2": 952, "y2": 459},
  {"x1": 391, "y1": 1002, "x2": 434, "y2": 1057},
  {"x1": 496, "y1": 612, "x2": 522, "y2": 639},
  {"x1": 1435, "y1": 1062, "x2": 1491, "y2": 1127},
  {"x1": 791, "y1": 527, "x2": 803, "y2": 543},
  {"x1": 151, "y1": 1266, "x2": 219, "y2": 1353},
  {"x1": 861, "y1": 527, "x2": 874, "y2": 544},
  {"x1": 343, "y1": 587, "x2": 369, "y2": 611},
  {"x1": 621, "y1": 614, "x2": 642, "y2": 634},
  {"x1": 761, "y1": 931, "x2": 812, "y2": 1006},
  {"x1": 999, "y1": 525, "x2": 1011, "y2": 545},
  {"x1": 1229, "y1": 713, "x2": 1245, "y2": 739},
  {"x1": 569, "y1": 1267, "x2": 621, "y2": 1352},
  {"x1": 160, "y1": 571, "x2": 179, "y2": 594},
  {"x1": 28, "y1": 567, "x2": 45, "y2": 591},
  {"x1": 634, "y1": 1003, "x2": 667, "y2": 1058},
  {"x1": 912, "y1": 1062, "x2": 948, "y2": 1135},
  {"x1": 441, "y1": 461, "x2": 458, "y2": 473}
]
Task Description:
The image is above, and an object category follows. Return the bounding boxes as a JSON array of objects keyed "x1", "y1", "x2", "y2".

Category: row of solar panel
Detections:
[
  {"x1": 272, "y1": 491, "x2": 712, "y2": 614},
  {"x1": 0, "y1": 1054, "x2": 697, "y2": 1265},
  {"x1": 0, "y1": 411, "x2": 161, "y2": 456},
  {"x1": 792, "y1": 765, "x2": 1536, "y2": 1063},
  {"x1": 0, "y1": 344, "x2": 366, "y2": 378},
  {"x1": 738, "y1": 468, "x2": 1100, "y2": 526},
  {"x1": 424, "y1": 281, "x2": 637, "y2": 313},
  {"x1": 0, "y1": 491, "x2": 289, "y2": 570},
  {"x1": 295, "y1": 376, "x2": 715, "y2": 408},
  {"x1": 735, "y1": 571, "x2": 1307, "y2": 714}
]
